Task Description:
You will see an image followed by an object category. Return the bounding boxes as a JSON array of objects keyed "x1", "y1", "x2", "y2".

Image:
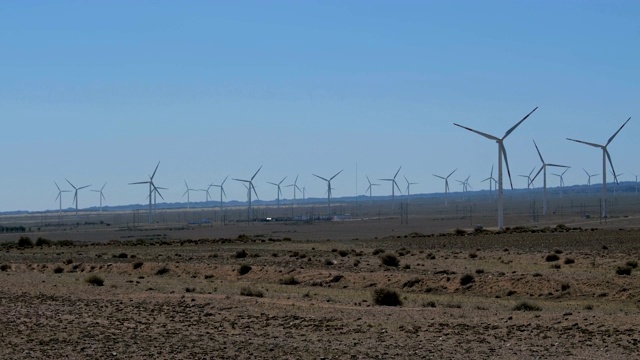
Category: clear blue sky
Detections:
[{"x1": 1, "y1": 1, "x2": 639, "y2": 212}]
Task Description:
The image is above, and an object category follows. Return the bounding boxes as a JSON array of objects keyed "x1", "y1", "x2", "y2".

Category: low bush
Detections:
[
  {"x1": 380, "y1": 253, "x2": 400, "y2": 267},
  {"x1": 616, "y1": 266, "x2": 632, "y2": 276},
  {"x1": 626, "y1": 260, "x2": 638, "y2": 269},
  {"x1": 156, "y1": 267, "x2": 170, "y2": 275},
  {"x1": 238, "y1": 264, "x2": 252, "y2": 275},
  {"x1": 62, "y1": 259, "x2": 73, "y2": 265},
  {"x1": 563, "y1": 257, "x2": 575, "y2": 265},
  {"x1": 240, "y1": 287, "x2": 264, "y2": 297},
  {"x1": 372, "y1": 248, "x2": 385, "y2": 255},
  {"x1": 53, "y1": 266, "x2": 64, "y2": 274},
  {"x1": 372, "y1": 288, "x2": 402, "y2": 306},
  {"x1": 0, "y1": 264, "x2": 10, "y2": 272},
  {"x1": 460, "y1": 273, "x2": 475, "y2": 286},
  {"x1": 279, "y1": 276, "x2": 300, "y2": 285},
  {"x1": 338, "y1": 250, "x2": 349, "y2": 257},
  {"x1": 234, "y1": 249, "x2": 248, "y2": 259},
  {"x1": 18, "y1": 236, "x2": 33, "y2": 248},
  {"x1": 513, "y1": 301, "x2": 541, "y2": 311},
  {"x1": 132, "y1": 262, "x2": 144, "y2": 270},
  {"x1": 35, "y1": 237, "x2": 52, "y2": 246},
  {"x1": 545, "y1": 254, "x2": 560, "y2": 262},
  {"x1": 85, "y1": 274, "x2": 104, "y2": 286}
]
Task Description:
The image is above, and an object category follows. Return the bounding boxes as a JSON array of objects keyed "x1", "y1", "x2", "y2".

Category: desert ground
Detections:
[{"x1": 1, "y1": 194, "x2": 640, "y2": 359}]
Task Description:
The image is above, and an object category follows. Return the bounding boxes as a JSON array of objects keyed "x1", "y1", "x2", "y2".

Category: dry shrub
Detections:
[
  {"x1": 616, "y1": 266, "x2": 632, "y2": 276},
  {"x1": 372, "y1": 288, "x2": 402, "y2": 306},
  {"x1": 234, "y1": 249, "x2": 248, "y2": 258},
  {"x1": 238, "y1": 264, "x2": 252, "y2": 275},
  {"x1": 85, "y1": 274, "x2": 104, "y2": 286},
  {"x1": 280, "y1": 276, "x2": 299, "y2": 285},
  {"x1": 240, "y1": 287, "x2": 264, "y2": 297},
  {"x1": 626, "y1": 260, "x2": 638, "y2": 269},
  {"x1": 53, "y1": 266, "x2": 64, "y2": 274},
  {"x1": 156, "y1": 267, "x2": 170, "y2": 275},
  {"x1": 460, "y1": 273, "x2": 475, "y2": 286},
  {"x1": 545, "y1": 254, "x2": 560, "y2": 262},
  {"x1": 372, "y1": 248, "x2": 385, "y2": 255},
  {"x1": 0, "y1": 264, "x2": 10, "y2": 272},
  {"x1": 132, "y1": 261, "x2": 144, "y2": 270},
  {"x1": 513, "y1": 301, "x2": 541, "y2": 311},
  {"x1": 564, "y1": 257, "x2": 575, "y2": 265},
  {"x1": 18, "y1": 236, "x2": 33, "y2": 248},
  {"x1": 380, "y1": 253, "x2": 400, "y2": 267}
]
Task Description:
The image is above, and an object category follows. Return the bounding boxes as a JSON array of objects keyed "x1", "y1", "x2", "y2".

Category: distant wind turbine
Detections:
[
  {"x1": 518, "y1": 167, "x2": 536, "y2": 190},
  {"x1": 90, "y1": 182, "x2": 107, "y2": 213},
  {"x1": 54, "y1": 181, "x2": 71, "y2": 214},
  {"x1": 404, "y1": 175, "x2": 417, "y2": 201},
  {"x1": 364, "y1": 175, "x2": 380, "y2": 201},
  {"x1": 268, "y1": 176, "x2": 287, "y2": 208},
  {"x1": 182, "y1": 181, "x2": 197, "y2": 209},
  {"x1": 233, "y1": 166, "x2": 262, "y2": 222},
  {"x1": 379, "y1": 166, "x2": 402, "y2": 207},
  {"x1": 313, "y1": 170, "x2": 343, "y2": 213},
  {"x1": 552, "y1": 168, "x2": 570, "y2": 196},
  {"x1": 482, "y1": 165, "x2": 498, "y2": 198},
  {"x1": 66, "y1": 179, "x2": 91, "y2": 217},
  {"x1": 454, "y1": 106, "x2": 538, "y2": 230},
  {"x1": 212, "y1": 176, "x2": 228, "y2": 211},
  {"x1": 433, "y1": 169, "x2": 456, "y2": 206},
  {"x1": 530, "y1": 140, "x2": 569, "y2": 215},
  {"x1": 567, "y1": 117, "x2": 630, "y2": 219},
  {"x1": 583, "y1": 169, "x2": 598, "y2": 196},
  {"x1": 129, "y1": 161, "x2": 162, "y2": 224},
  {"x1": 285, "y1": 175, "x2": 302, "y2": 210}
]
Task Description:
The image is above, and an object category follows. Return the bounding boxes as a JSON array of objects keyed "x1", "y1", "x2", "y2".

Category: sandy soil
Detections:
[{"x1": 1, "y1": 224, "x2": 640, "y2": 359}]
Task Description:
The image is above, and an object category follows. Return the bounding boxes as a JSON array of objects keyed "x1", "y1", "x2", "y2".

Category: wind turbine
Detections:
[
  {"x1": 404, "y1": 175, "x2": 417, "y2": 201},
  {"x1": 129, "y1": 161, "x2": 162, "y2": 224},
  {"x1": 65, "y1": 179, "x2": 91, "y2": 217},
  {"x1": 518, "y1": 167, "x2": 536, "y2": 190},
  {"x1": 233, "y1": 166, "x2": 262, "y2": 222},
  {"x1": 567, "y1": 118, "x2": 630, "y2": 219},
  {"x1": 454, "y1": 107, "x2": 538, "y2": 230},
  {"x1": 200, "y1": 184, "x2": 213, "y2": 203},
  {"x1": 267, "y1": 176, "x2": 287, "y2": 208},
  {"x1": 313, "y1": 170, "x2": 343, "y2": 213},
  {"x1": 91, "y1": 182, "x2": 107, "y2": 213},
  {"x1": 211, "y1": 176, "x2": 228, "y2": 211},
  {"x1": 364, "y1": 175, "x2": 380, "y2": 201},
  {"x1": 482, "y1": 165, "x2": 498, "y2": 198},
  {"x1": 379, "y1": 166, "x2": 402, "y2": 207},
  {"x1": 54, "y1": 182, "x2": 71, "y2": 214},
  {"x1": 285, "y1": 175, "x2": 302, "y2": 209},
  {"x1": 182, "y1": 181, "x2": 197, "y2": 209},
  {"x1": 530, "y1": 140, "x2": 569, "y2": 215},
  {"x1": 610, "y1": 170, "x2": 623, "y2": 197},
  {"x1": 584, "y1": 169, "x2": 598, "y2": 196},
  {"x1": 552, "y1": 168, "x2": 570, "y2": 197},
  {"x1": 433, "y1": 169, "x2": 456, "y2": 206}
]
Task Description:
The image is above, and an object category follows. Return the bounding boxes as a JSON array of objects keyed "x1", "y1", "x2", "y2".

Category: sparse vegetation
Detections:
[
  {"x1": 53, "y1": 266, "x2": 64, "y2": 274},
  {"x1": 460, "y1": 273, "x2": 475, "y2": 286},
  {"x1": 234, "y1": 249, "x2": 248, "y2": 258},
  {"x1": 35, "y1": 237, "x2": 51, "y2": 246},
  {"x1": 238, "y1": 264, "x2": 252, "y2": 275},
  {"x1": 372, "y1": 288, "x2": 402, "y2": 306},
  {"x1": 0, "y1": 264, "x2": 10, "y2": 272},
  {"x1": 280, "y1": 276, "x2": 300, "y2": 285},
  {"x1": 156, "y1": 267, "x2": 170, "y2": 275},
  {"x1": 240, "y1": 287, "x2": 264, "y2": 297},
  {"x1": 85, "y1": 274, "x2": 104, "y2": 286},
  {"x1": 564, "y1": 257, "x2": 575, "y2": 265},
  {"x1": 545, "y1": 254, "x2": 560, "y2": 262},
  {"x1": 17, "y1": 236, "x2": 33, "y2": 248},
  {"x1": 616, "y1": 266, "x2": 632, "y2": 276},
  {"x1": 324, "y1": 258, "x2": 334, "y2": 266},
  {"x1": 372, "y1": 248, "x2": 385, "y2": 255},
  {"x1": 338, "y1": 249, "x2": 349, "y2": 257},
  {"x1": 626, "y1": 260, "x2": 638, "y2": 269},
  {"x1": 62, "y1": 259, "x2": 73, "y2": 265},
  {"x1": 513, "y1": 301, "x2": 541, "y2": 311},
  {"x1": 380, "y1": 253, "x2": 400, "y2": 267},
  {"x1": 132, "y1": 261, "x2": 144, "y2": 270}
]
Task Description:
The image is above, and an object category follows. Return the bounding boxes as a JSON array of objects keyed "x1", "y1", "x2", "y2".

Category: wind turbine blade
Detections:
[
  {"x1": 433, "y1": 175, "x2": 445, "y2": 180},
  {"x1": 501, "y1": 143, "x2": 514, "y2": 189},
  {"x1": 233, "y1": 178, "x2": 250, "y2": 183},
  {"x1": 55, "y1": 181, "x2": 61, "y2": 192},
  {"x1": 547, "y1": 164, "x2": 570, "y2": 168},
  {"x1": 605, "y1": 149, "x2": 618, "y2": 184},
  {"x1": 294, "y1": 175, "x2": 299, "y2": 185},
  {"x1": 279, "y1": 176, "x2": 287, "y2": 185},
  {"x1": 221, "y1": 187, "x2": 227, "y2": 198},
  {"x1": 529, "y1": 167, "x2": 536, "y2": 177},
  {"x1": 503, "y1": 107, "x2": 538, "y2": 139},
  {"x1": 531, "y1": 167, "x2": 544, "y2": 183},
  {"x1": 295, "y1": 184, "x2": 301, "y2": 192},
  {"x1": 394, "y1": 181, "x2": 402, "y2": 194},
  {"x1": 566, "y1": 138, "x2": 603, "y2": 148},
  {"x1": 453, "y1": 124, "x2": 500, "y2": 141},
  {"x1": 78, "y1": 185, "x2": 91, "y2": 190},
  {"x1": 55, "y1": 193, "x2": 60, "y2": 201},
  {"x1": 101, "y1": 182, "x2": 107, "y2": 191},
  {"x1": 182, "y1": 189, "x2": 189, "y2": 197},
  {"x1": 268, "y1": 182, "x2": 278, "y2": 186},
  {"x1": 129, "y1": 181, "x2": 150, "y2": 185},
  {"x1": 447, "y1": 169, "x2": 457, "y2": 178},
  {"x1": 222, "y1": 176, "x2": 228, "y2": 186},
  {"x1": 151, "y1": 161, "x2": 160, "y2": 180},
  {"x1": 252, "y1": 184, "x2": 259, "y2": 200},
  {"x1": 562, "y1": 168, "x2": 569, "y2": 176},
  {"x1": 394, "y1": 166, "x2": 402, "y2": 179},
  {"x1": 313, "y1": 174, "x2": 328, "y2": 182},
  {"x1": 66, "y1": 179, "x2": 77, "y2": 190},
  {"x1": 583, "y1": 168, "x2": 589, "y2": 176},
  {"x1": 606, "y1": 117, "x2": 631, "y2": 146},
  {"x1": 251, "y1": 166, "x2": 263, "y2": 181},
  {"x1": 533, "y1": 140, "x2": 545, "y2": 164},
  {"x1": 330, "y1": 169, "x2": 343, "y2": 180}
]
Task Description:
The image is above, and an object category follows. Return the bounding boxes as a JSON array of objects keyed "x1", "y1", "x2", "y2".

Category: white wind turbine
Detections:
[
  {"x1": 233, "y1": 166, "x2": 262, "y2": 222},
  {"x1": 66, "y1": 179, "x2": 91, "y2": 217},
  {"x1": 268, "y1": 176, "x2": 287, "y2": 208},
  {"x1": 454, "y1": 107, "x2": 538, "y2": 230},
  {"x1": 313, "y1": 170, "x2": 343, "y2": 213},
  {"x1": 583, "y1": 169, "x2": 598, "y2": 196},
  {"x1": 91, "y1": 182, "x2": 107, "y2": 213},
  {"x1": 182, "y1": 181, "x2": 197, "y2": 209},
  {"x1": 54, "y1": 181, "x2": 71, "y2": 214},
  {"x1": 364, "y1": 175, "x2": 380, "y2": 202},
  {"x1": 610, "y1": 170, "x2": 623, "y2": 197},
  {"x1": 379, "y1": 166, "x2": 402, "y2": 207},
  {"x1": 552, "y1": 168, "x2": 570, "y2": 197},
  {"x1": 404, "y1": 175, "x2": 417, "y2": 202},
  {"x1": 567, "y1": 118, "x2": 630, "y2": 219},
  {"x1": 129, "y1": 161, "x2": 163, "y2": 224},
  {"x1": 518, "y1": 167, "x2": 536, "y2": 190},
  {"x1": 285, "y1": 175, "x2": 302, "y2": 209},
  {"x1": 530, "y1": 140, "x2": 569, "y2": 215},
  {"x1": 482, "y1": 165, "x2": 498, "y2": 198},
  {"x1": 212, "y1": 176, "x2": 228, "y2": 211},
  {"x1": 433, "y1": 169, "x2": 456, "y2": 206}
]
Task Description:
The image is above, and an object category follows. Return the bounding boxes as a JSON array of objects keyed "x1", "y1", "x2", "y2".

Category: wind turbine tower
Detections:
[
  {"x1": 313, "y1": 170, "x2": 343, "y2": 214},
  {"x1": 54, "y1": 182, "x2": 71, "y2": 214},
  {"x1": 129, "y1": 161, "x2": 162, "y2": 224},
  {"x1": 233, "y1": 166, "x2": 262, "y2": 223},
  {"x1": 583, "y1": 169, "x2": 598, "y2": 196},
  {"x1": 433, "y1": 169, "x2": 456, "y2": 206},
  {"x1": 567, "y1": 118, "x2": 630, "y2": 219},
  {"x1": 212, "y1": 176, "x2": 228, "y2": 211},
  {"x1": 66, "y1": 179, "x2": 91, "y2": 217},
  {"x1": 454, "y1": 107, "x2": 538, "y2": 230},
  {"x1": 268, "y1": 176, "x2": 287, "y2": 208},
  {"x1": 91, "y1": 182, "x2": 107, "y2": 213},
  {"x1": 364, "y1": 175, "x2": 380, "y2": 202},
  {"x1": 379, "y1": 166, "x2": 402, "y2": 207},
  {"x1": 530, "y1": 140, "x2": 569, "y2": 215}
]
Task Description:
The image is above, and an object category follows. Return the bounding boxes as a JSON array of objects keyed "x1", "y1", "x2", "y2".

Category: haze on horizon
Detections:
[{"x1": 1, "y1": 1, "x2": 639, "y2": 212}]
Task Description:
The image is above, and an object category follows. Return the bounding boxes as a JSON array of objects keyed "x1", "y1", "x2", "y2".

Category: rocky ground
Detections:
[{"x1": 1, "y1": 225, "x2": 640, "y2": 359}]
